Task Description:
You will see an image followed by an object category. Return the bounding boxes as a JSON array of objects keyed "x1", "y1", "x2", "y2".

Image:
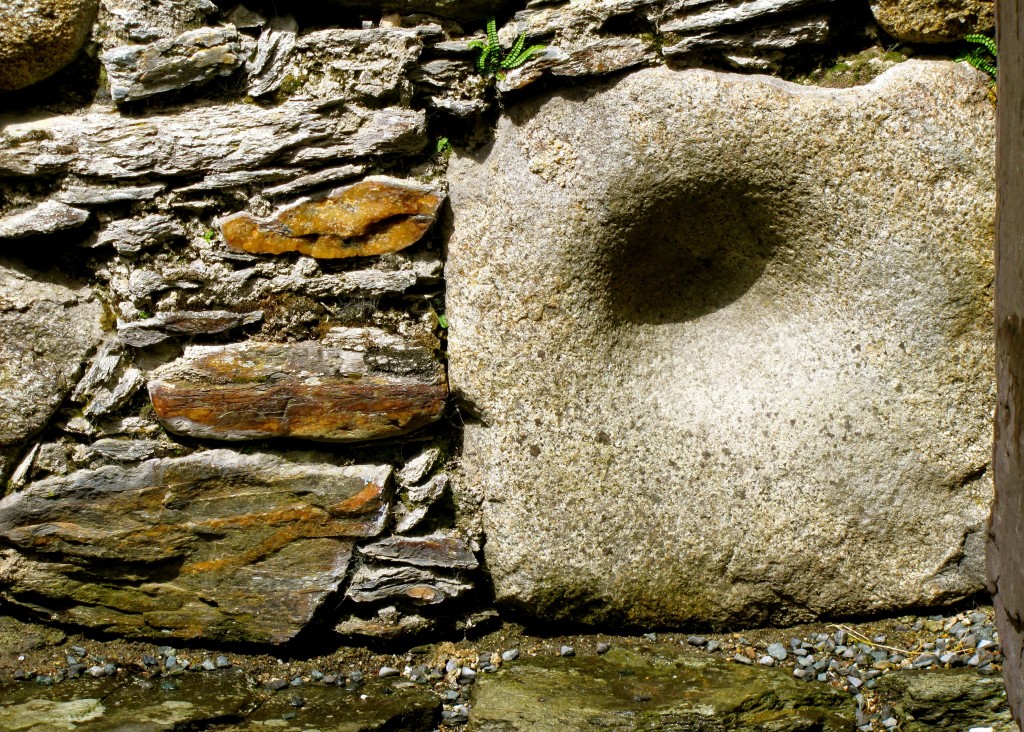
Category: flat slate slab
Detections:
[
  {"x1": 0, "y1": 450, "x2": 392, "y2": 643},
  {"x1": 468, "y1": 644, "x2": 855, "y2": 731},
  {"x1": 148, "y1": 327, "x2": 447, "y2": 443}
]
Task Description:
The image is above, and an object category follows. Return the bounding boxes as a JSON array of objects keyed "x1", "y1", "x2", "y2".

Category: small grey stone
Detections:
[
  {"x1": 460, "y1": 667, "x2": 477, "y2": 680},
  {"x1": 596, "y1": 642, "x2": 610, "y2": 654},
  {"x1": 559, "y1": 645, "x2": 575, "y2": 657},
  {"x1": 732, "y1": 654, "x2": 753, "y2": 666},
  {"x1": 266, "y1": 678, "x2": 288, "y2": 691},
  {"x1": 705, "y1": 641, "x2": 721, "y2": 653},
  {"x1": 759, "y1": 656, "x2": 775, "y2": 666},
  {"x1": 201, "y1": 659, "x2": 216, "y2": 671},
  {"x1": 847, "y1": 676, "x2": 863, "y2": 688},
  {"x1": 0, "y1": 202, "x2": 89, "y2": 239},
  {"x1": 216, "y1": 656, "x2": 231, "y2": 668},
  {"x1": 686, "y1": 635, "x2": 707, "y2": 647},
  {"x1": 766, "y1": 643, "x2": 788, "y2": 661},
  {"x1": 446, "y1": 660, "x2": 459, "y2": 673},
  {"x1": 378, "y1": 666, "x2": 400, "y2": 677},
  {"x1": 502, "y1": 649, "x2": 519, "y2": 662},
  {"x1": 643, "y1": 633, "x2": 657, "y2": 642}
]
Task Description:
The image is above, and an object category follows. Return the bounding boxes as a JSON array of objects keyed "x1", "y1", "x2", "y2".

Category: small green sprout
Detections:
[
  {"x1": 468, "y1": 16, "x2": 545, "y2": 80},
  {"x1": 957, "y1": 33, "x2": 997, "y2": 80},
  {"x1": 435, "y1": 137, "x2": 453, "y2": 155},
  {"x1": 437, "y1": 312, "x2": 449, "y2": 329},
  {"x1": 202, "y1": 228, "x2": 216, "y2": 243}
]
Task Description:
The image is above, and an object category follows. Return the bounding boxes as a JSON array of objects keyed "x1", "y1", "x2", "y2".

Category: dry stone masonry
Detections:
[{"x1": 0, "y1": 0, "x2": 1006, "y2": 681}]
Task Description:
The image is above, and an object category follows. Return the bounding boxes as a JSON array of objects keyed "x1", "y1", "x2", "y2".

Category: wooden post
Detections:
[{"x1": 990, "y1": 0, "x2": 1024, "y2": 725}]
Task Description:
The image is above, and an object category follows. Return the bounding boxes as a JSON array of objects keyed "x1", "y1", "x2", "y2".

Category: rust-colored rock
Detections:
[
  {"x1": 148, "y1": 327, "x2": 447, "y2": 443},
  {"x1": 0, "y1": 450, "x2": 391, "y2": 643},
  {"x1": 219, "y1": 176, "x2": 443, "y2": 259}
]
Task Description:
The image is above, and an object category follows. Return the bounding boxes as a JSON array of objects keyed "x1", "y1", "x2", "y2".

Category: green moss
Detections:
[{"x1": 794, "y1": 47, "x2": 910, "y2": 88}]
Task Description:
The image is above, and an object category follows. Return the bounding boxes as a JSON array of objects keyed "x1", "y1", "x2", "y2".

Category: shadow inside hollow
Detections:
[{"x1": 602, "y1": 180, "x2": 784, "y2": 326}]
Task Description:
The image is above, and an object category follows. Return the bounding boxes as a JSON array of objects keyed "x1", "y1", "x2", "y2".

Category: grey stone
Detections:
[
  {"x1": 0, "y1": 260, "x2": 102, "y2": 468},
  {"x1": 0, "y1": 450, "x2": 392, "y2": 643},
  {"x1": 406, "y1": 473, "x2": 448, "y2": 504},
  {"x1": 70, "y1": 337, "x2": 144, "y2": 418},
  {"x1": 870, "y1": 0, "x2": 994, "y2": 42},
  {"x1": 398, "y1": 447, "x2": 443, "y2": 487},
  {"x1": 246, "y1": 15, "x2": 298, "y2": 97},
  {"x1": 224, "y1": 5, "x2": 265, "y2": 29},
  {"x1": 469, "y1": 645, "x2": 854, "y2": 731},
  {"x1": 447, "y1": 62, "x2": 995, "y2": 629},
  {"x1": 175, "y1": 169, "x2": 295, "y2": 194},
  {"x1": 358, "y1": 533, "x2": 478, "y2": 570},
  {"x1": 57, "y1": 184, "x2": 165, "y2": 206},
  {"x1": 117, "y1": 309, "x2": 263, "y2": 347},
  {"x1": 83, "y1": 438, "x2": 163, "y2": 463},
  {"x1": 102, "y1": 26, "x2": 244, "y2": 102},
  {"x1": 767, "y1": 643, "x2": 789, "y2": 661},
  {"x1": 0, "y1": 0, "x2": 99, "y2": 91},
  {"x1": 263, "y1": 164, "x2": 368, "y2": 199},
  {"x1": 346, "y1": 564, "x2": 473, "y2": 605},
  {"x1": 0, "y1": 102, "x2": 426, "y2": 180},
  {"x1": 278, "y1": 26, "x2": 435, "y2": 105},
  {"x1": 0, "y1": 202, "x2": 90, "y2": 239},
  {"x1": 99, "y1": 0, "x2": 216, "y2": 45},
  {"x1": 336, "y1": 608, "x2": 434, "y2": 640},
  {"x1": 90, "y1": 214, "x2": 185, "y2": 255}
]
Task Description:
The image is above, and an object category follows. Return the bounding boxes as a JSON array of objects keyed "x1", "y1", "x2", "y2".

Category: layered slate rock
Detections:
[
  {"x1": 0, "y1": 450, "x2": 392, "y2": 643},
  {"x1": 148, "y1": 327, "x2": 447, "y2": 443},
  {"x1": 496, "y1": 0, "x2": 837, "y2": 86},
  {"x1": 118, "y1": 309, "x2": 262, "y2": 347},
  {"x1": 447, "y1": 61, "x2": 996, "y2": 629},
  {"x1": 0, "y1": 0, "x2": 99, "y2": 91},
  {"x1": 468, "y1": 645, "x2": 854, "y2": 731},
  {"x1": 102, "y1": 26, "x2": 244, "y2": 102},
  {"x1": 220, "y1": 177, "x2": 444, "y2": 260},
  {"x1": 0, "y1": 102, "x2": 425, "y2": 179},
  {"x1": 0, "y1": 260, "x2": 102, "y2": 475},
  {"x1": 359, "y1": 534, "x2": 478, "y2": 569},
  {"x1": 870, "y1": 0, "x2": 994, "y2": 42},
  {"x1": 0, "y1": 202, "x2": 89, "y2": 239}
]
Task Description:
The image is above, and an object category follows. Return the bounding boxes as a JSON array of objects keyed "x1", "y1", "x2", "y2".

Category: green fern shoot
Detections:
[
  {"x1": 468, "y1": 17, "x2": 545, "y2": 80},
  {"x1": 957, "y1": 33, "x2": 997, "y2": 80}
]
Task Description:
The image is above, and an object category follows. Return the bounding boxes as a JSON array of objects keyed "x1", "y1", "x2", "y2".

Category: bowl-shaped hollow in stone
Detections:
[{"x1": 447, "y1": 61, "x2": 996, "y2": 628}]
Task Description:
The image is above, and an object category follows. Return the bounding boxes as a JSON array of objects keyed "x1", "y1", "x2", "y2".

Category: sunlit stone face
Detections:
[{"x1": 447, "y1": 62, "x2": 995, "y2": 628}]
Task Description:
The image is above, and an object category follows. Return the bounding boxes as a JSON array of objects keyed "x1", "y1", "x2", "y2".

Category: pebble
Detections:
[
  {"x1": 201, "y1": 659, "x2": 217, "y2": 671},
  {"x1": 266, "y1": 678, "x2": 289, "y2": 691},
  {"x1": 559, "y1": 645, "x2": 575, "y2": 657},
  {"x1": 502, "y1": 649, "x2": 520, "y2": 662},
  {"x1": 758, "y1": 656, "x2": 775, "y2": 666},
  {"x1": 766, "y1": 643, "x2": 788, "y2": 661},
  {"x1": 732, "y1": 653, "x2": 753, "y2": 666},
  {"x1": 378, "y1": 666, "x2": 400, "y2": 677},
  {"x1": 705, "y1": 640, "x2": 722, "y2": 653},
  {"x1": 216, "y1": 656, "x2": 231, "y2": 668},
  {"x1": 596, "y1": 642, "x2": 611, "y2": 654},
  {"x1": 643, "y1": 633, "x2": 657, "y2": 642},
  {"x1": 686, "y1": 636, "x2": 707, "y2": 646}
]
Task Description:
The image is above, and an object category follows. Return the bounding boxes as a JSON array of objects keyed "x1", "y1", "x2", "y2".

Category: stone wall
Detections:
[{"x1": 0, "y1": 0, "x2": 998, "y2": 647}]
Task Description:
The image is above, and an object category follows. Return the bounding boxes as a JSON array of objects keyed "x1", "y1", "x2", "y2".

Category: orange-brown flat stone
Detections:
[
  {"x1": 148, "y1": 327, "x2": 447, "y2": 443},
  {"x1": 219, "y1": 176, "x2": 443, "y2": 259}
]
